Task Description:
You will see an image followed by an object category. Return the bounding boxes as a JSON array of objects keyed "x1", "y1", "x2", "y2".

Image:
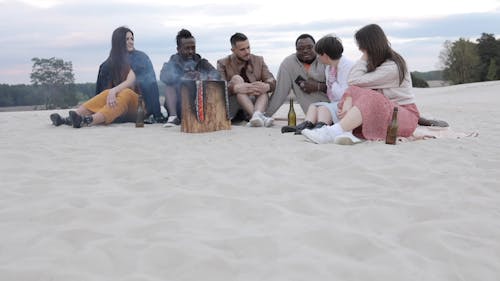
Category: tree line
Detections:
[
  {"x1": 0, "y1": 82, "x2": 95, "y2": 108},
  {"x1": 439, "y1": 33, "x2": 500, "y2": 84},
  {"x1": 1, "y1": 57, "x2": 166, "y2": 109},
  {"x1": 0, "y1": 57, "x2": 95, "y2": 109}
]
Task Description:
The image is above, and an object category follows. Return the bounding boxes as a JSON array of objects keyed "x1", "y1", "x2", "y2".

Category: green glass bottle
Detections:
[
  {"x1": 385, "y1": 107, "x2": 398, "y2": 144},
  {"x1": 288, "y1": 97, "x2": 296, "y2": 127},
  {"x1": 135, "y1": 95, "x2": 144, "y2": 128}
]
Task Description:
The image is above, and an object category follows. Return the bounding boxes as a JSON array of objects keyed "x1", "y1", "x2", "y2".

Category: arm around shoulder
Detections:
[{"x1": 348, "y1": 60, "x2": 400, "y2": 88}]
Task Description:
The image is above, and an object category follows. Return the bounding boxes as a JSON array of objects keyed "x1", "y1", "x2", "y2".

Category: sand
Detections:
[{"x1": 0, "y1": 81, "x2": 499, "y2": 281}]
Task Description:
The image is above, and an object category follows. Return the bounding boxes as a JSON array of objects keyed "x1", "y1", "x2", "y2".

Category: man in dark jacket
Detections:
[{"x1": 159, "y1": 29, "x2": 220, "y2": 126}]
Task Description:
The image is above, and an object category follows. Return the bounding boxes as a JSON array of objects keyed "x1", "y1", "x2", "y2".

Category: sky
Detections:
[{"x1": 1, "y1": 0, "x2": 499, "y2": 84}]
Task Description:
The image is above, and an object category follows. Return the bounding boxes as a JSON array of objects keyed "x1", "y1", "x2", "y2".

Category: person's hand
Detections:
[
  {"x1": 250, "y1": 81, "x2": 270, "y2": 94},
  {"x1": 107, "y1": 87, "x2": 118, "y2": 107},
  {"x1": 234, "y1": 83, "x2": 254, "y2": 95},
  {"x1": 337, "y1": 96, "x2": 352, "y2": 119},
  {"x1": 301, "y1": 78, "x2": 320, "y2": 94},
  {"x1": 338, "y1": 107, "x2": 347, "y2": 119}
]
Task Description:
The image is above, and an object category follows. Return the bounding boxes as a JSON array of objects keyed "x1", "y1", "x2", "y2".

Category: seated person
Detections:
[
  {"x1": 217, "y1": 32, "x2": 276, "y2": 127},
  {"x1": 159, "y1": 29, "x2": 220, "y2": 127},
  {"x1": 266, "y1": 34, "x2": 329, "y2": 118},
  {"x1": 302, "y1": 24, "x2": 419, "y2": 144},
  {"x1": 50, "y1": 26, "x2": 147, "y2": 128},
  {"x1": 95, "y1": 28, "x2": 163, "y2": 123},
  {"x1": 283, "y1": 34, "x2": 354, "y2": 134}
]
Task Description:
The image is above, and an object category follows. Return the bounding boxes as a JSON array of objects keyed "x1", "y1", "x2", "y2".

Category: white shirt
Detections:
[{"x1": 325, "y1": 56, "x2": 354, "y2": 102}]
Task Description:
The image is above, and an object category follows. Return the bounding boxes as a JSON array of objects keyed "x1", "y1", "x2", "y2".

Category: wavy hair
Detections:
[{"x1": 355, "y1": 24, "x2": 407, "y2": 85}]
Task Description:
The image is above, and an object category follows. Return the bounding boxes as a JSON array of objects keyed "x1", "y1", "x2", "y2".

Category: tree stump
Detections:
[{"x1": 181, "y1": 80, "x2": 231, "y2": 133}]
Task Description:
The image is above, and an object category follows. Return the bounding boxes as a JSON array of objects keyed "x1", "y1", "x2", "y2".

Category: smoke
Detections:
[{"x1": 181, "y1": 58, "x2": 221, "y2": 81}]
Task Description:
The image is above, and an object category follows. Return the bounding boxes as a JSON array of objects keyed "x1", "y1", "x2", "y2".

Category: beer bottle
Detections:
[
  {"x1": 135, "y1": 95, "x2": 145, "y2": 128},
  {"x1": 288, "y1": 97, "x2": 296, "y2": 127},
  {"x1": 385, "y1": 106, "x2": 398, "y2": 144}
]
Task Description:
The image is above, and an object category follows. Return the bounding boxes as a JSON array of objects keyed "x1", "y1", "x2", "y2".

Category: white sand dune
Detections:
[{"x1": 0, "y1": 81, "x2": 499, "y2": 281}]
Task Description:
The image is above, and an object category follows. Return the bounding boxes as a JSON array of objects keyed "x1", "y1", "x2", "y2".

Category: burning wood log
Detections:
[{"x1": 180, "y1": 80, "x2": 231, "y2": 133}]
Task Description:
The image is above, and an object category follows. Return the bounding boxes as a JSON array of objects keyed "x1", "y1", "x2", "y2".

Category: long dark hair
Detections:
[
  {"x1": 109, "y1": 26, "x2": 132, "y2": 86},
  {"x1": 355, "y1": 24, "x2": 407, "y2": 85}
]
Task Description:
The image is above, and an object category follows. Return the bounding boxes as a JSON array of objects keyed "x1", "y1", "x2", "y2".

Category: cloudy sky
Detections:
[{"x1": 1, "y1": 0, "x2": 499, "y2": 84}]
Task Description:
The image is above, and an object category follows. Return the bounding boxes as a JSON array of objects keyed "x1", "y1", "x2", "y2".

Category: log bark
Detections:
[{"x1": 181, "y1": 80, "x2": 231, "y2": 133}]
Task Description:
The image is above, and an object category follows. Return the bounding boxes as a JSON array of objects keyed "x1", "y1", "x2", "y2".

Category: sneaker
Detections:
[
  {"x1": 163, "y1": 116, "x2": 180, "y2": 128},
  {"x1": 155, "y1": 116, "x2": 167, "y2": 124},
  {"x1": 249, "y1": 112, "x2": 264, "y2": 127},
  {"x1": 143, "y1": 115, "x2": 155, "y2": 124},
  {"x1": 144, "y1": 115, "x2": 168, "y2": 124},
  {"x1": 302, "y1": 126, "x2": 338, "y2": 144},
  {"x1": 263, "y1": 116, "x2": 274, "y2": 127},
  {"x1": 334, "y1": 132, "x2": 362, "y2": 145}
]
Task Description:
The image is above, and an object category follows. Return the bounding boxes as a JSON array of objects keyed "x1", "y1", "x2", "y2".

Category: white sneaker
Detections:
[
  {"x1": 249, "y1": 112, "x2": 264, "y2": 127},
  {"x1": 302, "y1": 126, "x2": 338, "y2": 144},
  {"x1": 163, "y1": 116, "x2": 180, "y2": 128},
  {"x1": 334, "y1": 132, "x2": 362, "y2": 145},
  {"x1": 262, "y1": 115, "x2": 274, "y2": 127}
]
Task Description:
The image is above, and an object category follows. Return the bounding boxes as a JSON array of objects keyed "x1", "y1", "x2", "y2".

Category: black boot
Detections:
[
  {"x1": 50, "y1": 113, "x2": 64, "y2": 126},
  {"x1": 68, "y1": 110, "x2": 82, "y2": 128},
  {"x1": 314, "y1": 122, "x2": 328, "y2": 129},
  {"x1": 281, "y1": 126, "x2": 296, "y2": 133},
  {"x1": 50, "y1": 113, "x2": 72, "y2": 126},
  {"x1": 294, "y1": 120, "x2": 315, "y2": 135}
]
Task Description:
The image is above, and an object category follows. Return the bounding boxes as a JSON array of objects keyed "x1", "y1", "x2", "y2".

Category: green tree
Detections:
[
  {"x1": 440, "y1": 38, "x2": 480, "y2": 84},
  {"x1": 476, "y1": 33, "x2": 499, "y2": 81},
  {"x1": 486, "y1": 58, "x2": 498, "y2": 81},
  {"x1": 30, "y1": 57, "x2": 77, "y2": 109}
]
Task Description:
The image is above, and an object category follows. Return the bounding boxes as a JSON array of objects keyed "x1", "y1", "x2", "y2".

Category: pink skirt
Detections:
[{"x1": 339, "y1": 86, "x2": 419, "y2": 140}]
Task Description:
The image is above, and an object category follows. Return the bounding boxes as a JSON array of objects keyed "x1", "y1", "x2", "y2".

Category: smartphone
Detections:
[{"x1": 294, "y1": 75, "x2": 306, "y2": 86}]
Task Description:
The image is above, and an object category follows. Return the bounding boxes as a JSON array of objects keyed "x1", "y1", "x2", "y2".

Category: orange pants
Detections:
[{"x1": 83, "y1": 88, "x2": 139, "y2": 124}]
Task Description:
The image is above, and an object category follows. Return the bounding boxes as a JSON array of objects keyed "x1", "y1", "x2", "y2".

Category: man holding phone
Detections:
[{"x1": 266, "y1": 34, "x2": 329, "y2": 117}]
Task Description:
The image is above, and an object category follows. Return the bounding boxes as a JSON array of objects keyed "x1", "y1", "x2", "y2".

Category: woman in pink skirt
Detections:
[{"x1": 302, "y1": 24, "x2": 420, "y2": 144}]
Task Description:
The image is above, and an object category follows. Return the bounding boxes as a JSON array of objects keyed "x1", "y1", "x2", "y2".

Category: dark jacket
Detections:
[{"x1": 159, "y1": 53, "x2": 220, "y2": 86}]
